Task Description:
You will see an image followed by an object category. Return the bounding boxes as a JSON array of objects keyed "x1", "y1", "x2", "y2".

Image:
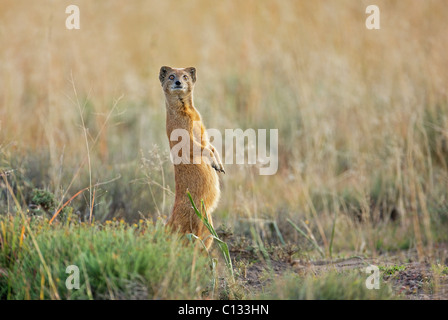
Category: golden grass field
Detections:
[{"x1": 1, "y1": 0, "x2": 448, "y2": 300}]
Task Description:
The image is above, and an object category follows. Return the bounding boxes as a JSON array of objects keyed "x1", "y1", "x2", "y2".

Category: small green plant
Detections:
[
  {"x1": 29, "y1": 189, "x2": 74, "y2": 221},
  {"x1": 379, "y1": 265, "x2": 406, "y2": 276},
  {"x1": 431, "y1": 264, "x2": 448, "y2": 276},
  {"x1": 30, "y1": 189, "x2": 55, "y2": 213},
  {"x1": 186, "y1": 191, "x2": 234, "y2": 280}
]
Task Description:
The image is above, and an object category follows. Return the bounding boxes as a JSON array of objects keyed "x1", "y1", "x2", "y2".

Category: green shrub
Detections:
[{"x1": 0, "y1": 216, "x2": 211, "y2": 300}]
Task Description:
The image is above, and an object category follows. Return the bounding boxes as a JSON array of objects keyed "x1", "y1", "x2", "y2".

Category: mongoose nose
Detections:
[{"x1": 175, "y1": 80, "x2": 181, "y2": 86}]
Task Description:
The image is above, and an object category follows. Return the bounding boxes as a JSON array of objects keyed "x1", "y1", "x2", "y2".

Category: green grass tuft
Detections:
[{"x1": 0, "y1": 216, "x2": 211, "y2": 300}]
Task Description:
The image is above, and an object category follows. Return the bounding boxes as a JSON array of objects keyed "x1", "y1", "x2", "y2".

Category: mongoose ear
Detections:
[
  {"x1": 186, "y1": 67, "x2": 196, "y2": 83},
  {"x1": 159, "y1": 66, "x2": 171, "y2": 84}
]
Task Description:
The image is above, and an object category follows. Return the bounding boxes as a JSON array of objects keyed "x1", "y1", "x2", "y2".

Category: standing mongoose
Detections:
[{"x1": 159, "y1": 66, "x2": 225, "y2": 249}]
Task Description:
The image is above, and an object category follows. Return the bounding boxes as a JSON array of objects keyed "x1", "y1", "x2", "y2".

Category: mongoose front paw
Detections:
[{"x1": 211, "y1": 163, "x2": 226, "y2": 174}]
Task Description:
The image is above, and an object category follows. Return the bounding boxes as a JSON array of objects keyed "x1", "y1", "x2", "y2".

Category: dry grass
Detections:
[{"x1": 1, "y1": 0, "x2": 448, "y2": 260}]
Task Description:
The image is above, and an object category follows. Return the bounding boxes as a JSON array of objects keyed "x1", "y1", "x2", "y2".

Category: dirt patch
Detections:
[
  {"x1": 237, "y1": 259, "x2": 292, "y2": 292},
  {"x1": 227, "y1": 239, "x2": 448, "y2": 299},
  {"x1": 292, "y1": 256, "x2": 368, "y2": 274},
  {"x1": 383, "y1": 262, "x2": 448, "y2": 300}
]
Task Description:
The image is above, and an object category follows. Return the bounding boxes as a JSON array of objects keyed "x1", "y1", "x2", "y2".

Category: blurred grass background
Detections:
[{"x1": 1, "y1": 0, "x2": 447, "y2": 258}]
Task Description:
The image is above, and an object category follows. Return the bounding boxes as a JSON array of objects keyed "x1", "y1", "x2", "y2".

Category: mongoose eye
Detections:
[
  {"x1": 169, "y1": 75, "x2": 175, "y2": 80},
  {"x1": 183, "y1": 75, "x2": 189, "y2": 80}
]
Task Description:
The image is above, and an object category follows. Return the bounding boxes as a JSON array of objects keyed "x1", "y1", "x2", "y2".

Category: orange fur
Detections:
[{"x1": 159, "y1": 66, "x2": 225, "y2": 249}]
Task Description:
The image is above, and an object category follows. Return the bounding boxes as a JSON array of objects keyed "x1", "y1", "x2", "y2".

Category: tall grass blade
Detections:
[
  {"x1": 287, "y1": 218, "x2": 325, "y2": 258},
  {"x1": 186, "y1": 191, "x2": 234, "y2": 280}
]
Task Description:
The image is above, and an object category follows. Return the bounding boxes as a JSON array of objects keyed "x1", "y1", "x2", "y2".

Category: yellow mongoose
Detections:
[{"x1": 159, "y1": 66, "x2": 225, "y2": 249}]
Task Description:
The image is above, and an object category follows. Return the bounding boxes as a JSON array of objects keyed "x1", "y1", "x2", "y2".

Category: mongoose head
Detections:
[{"x1": 159, "y1": 66, "x2": 196, "y2": 98}]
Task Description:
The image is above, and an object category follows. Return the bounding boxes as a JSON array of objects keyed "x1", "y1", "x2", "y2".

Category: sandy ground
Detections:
[{"x1": 228, "y1": 241, "x2": 448, "y2": 300}]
